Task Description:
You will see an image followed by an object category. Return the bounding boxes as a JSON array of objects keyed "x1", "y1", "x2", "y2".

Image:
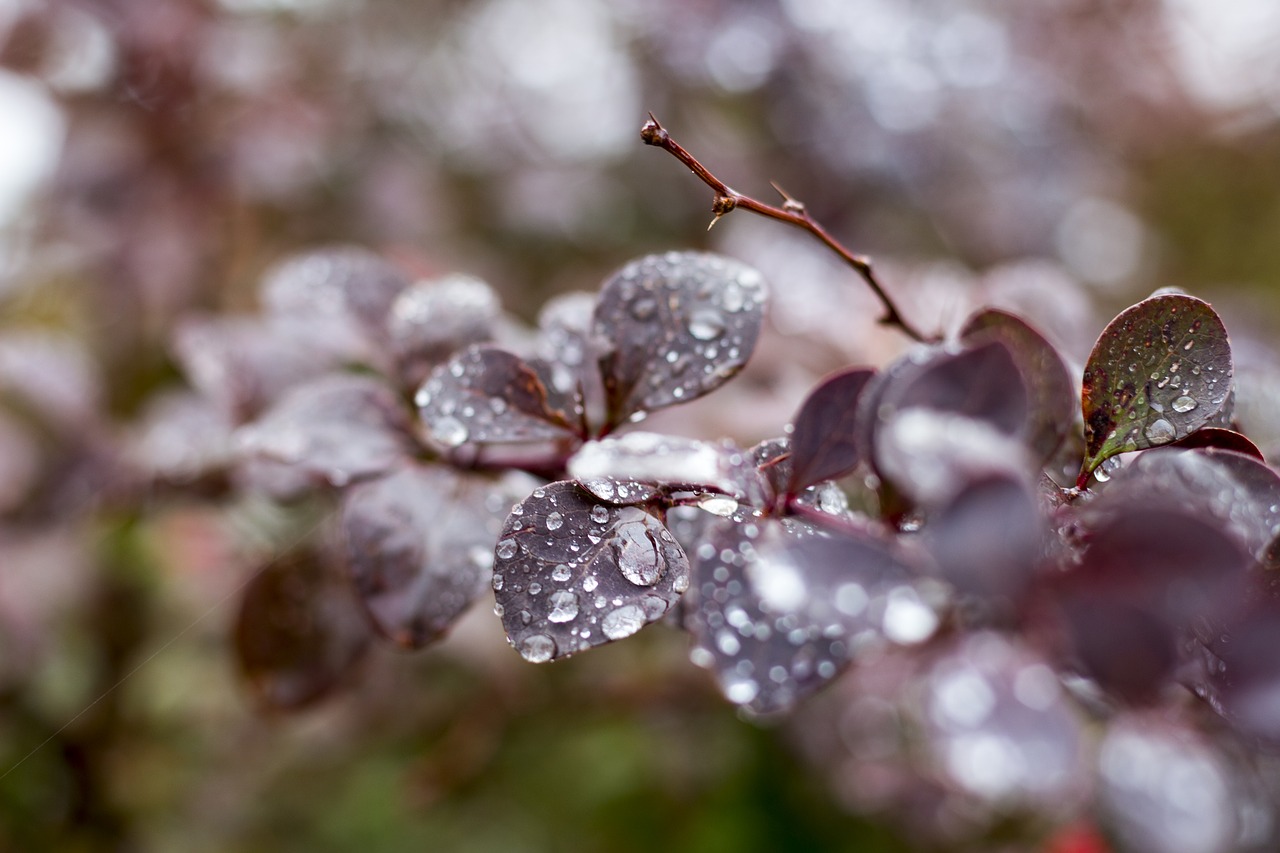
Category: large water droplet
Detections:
[
  {"x1": 1171, "y1": 395, "x2": 1197, "y2": 413},
  {"x1": 697, "y1": 495, "x2": 739, "y2": 516},
  {"x1": 602, "y1": 604, "x2": 646, "y2": 640},
  {"x1": 1144, "y1": 417, "x2": 1176, "y2": 444},
  {"x1": 688, "y1": 309, "x2": 726, "y2": 341},
  {"x1": 613, "y1": 522, "x2": 663, "y2": 586},
  {"x1": 520, "y1": 633, "x2": 556, "y2": 662},
  {"x1": 496, "y1": 538, "x2": 518, "y2": 560},
  {"x1": 546, "y1": 511, "x2": 564, "y2": 531},
  {"x1": 590, "y1": 505, "x2": 610, "y2": 524},
  {"x1": 547, "y1": 590, "x2": 580, "y2": 623},
  {"x1": 582, "y1": 575, "x2": 599, "y2": 592},
  {"x1": 432, "y1": 416, "x2": 469, "y2": 447},
  {"x1": 551, "y1": 564, "x2": 571, "y2": 582}
]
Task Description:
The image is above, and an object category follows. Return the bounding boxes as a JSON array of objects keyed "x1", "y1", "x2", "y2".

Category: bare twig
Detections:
[{"x1": 641, "y1": 113, "x2": 931, "y2": 344}]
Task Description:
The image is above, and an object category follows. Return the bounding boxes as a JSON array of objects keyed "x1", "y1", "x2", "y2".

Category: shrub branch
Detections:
[{"x1": 641, "y1": 113, "x2": 930, "y2": 344}]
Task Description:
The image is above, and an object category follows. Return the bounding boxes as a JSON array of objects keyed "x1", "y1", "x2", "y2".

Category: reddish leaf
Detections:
[
  {"x1": 961, "y1": 308, "x2": 1074, "y2": 463},
  {"x1": 786, "y1": 367, "x2": 875, "y2": 495},
  {"x1": 233, "y1": 548, "x2": 371, "y2": 711},
  {"x1": 1167, "y1": 427, "x2": 1263, "y2": 460},
  {"x1": 1079, "y1": 294, "x2": 1232, "y2": 487}
]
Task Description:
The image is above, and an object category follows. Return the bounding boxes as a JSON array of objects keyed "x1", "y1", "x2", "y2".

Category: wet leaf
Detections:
[
  {"x1": 1167, "y1": 427, "x2": 1263, "y2": 460},
  {"x1": 883, "y1": 340, "x2": 1030, "y2": 438},
  {"x1": 786, "y1": 367, "x2": 876, "y2": 495},
  {"x1": 261, "y1": 246, "x2": 410, "y2": 348},
  {"x1": 340, "y1": 465, "x2": 515, "y2": 649},
  {"x1": 1197, "y1": 598, "x2": 1280, "y2": 747},
  {"x1": 593, "y1": 251, "x2": 767, "y2": 424},
  {"x1": 128, "y1": 389, "x2": 234, "y2": 482},
  {"x1": 875, "y1": 409, "x2": 1032, "y2": 507},
  {"x1": 234, "y1": 374, "x2": 412, "y2": 491},
  {"x1": 233, "y1": 547, "x2": 371, "y2": 711},
  {"x1": 388, "y1": 273, "x2": 501, "y2": 389},
  {"x1": 416, "y1": 345, "x2": 581, "y2": 448},
  {"x1": 172, "y1": 315, "x2": 336, "y2": 422},
  {"x1": 1050, "y1": 506, "x2": 1250, "y2": 704},
  {"x1": 1079, "y1": 294, "x2": 1233, "y2": 486},
  {"x1": 683, "y1": 517, "x2": 928, "y2": 716},
  {"x1": 961, "y1": 308, "x2": 1074, "y2": 463},
  {"x1": 1097, "y1": 715, "x2": 1237, "y2": 853},
  {"x1": 492, "y1": 481, "x2": 689, "y2": 663},
  {"x1": 922, "y1": 633, "x2": 1085, "y2": 804},
  {"x1": 568, "y1": 431, "x2": 766, "y2": 504}
]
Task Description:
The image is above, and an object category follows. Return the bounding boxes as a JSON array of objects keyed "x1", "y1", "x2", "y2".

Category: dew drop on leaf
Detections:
[{"x1": 602, "y1": 604, "x2": 646, "y2": 639}]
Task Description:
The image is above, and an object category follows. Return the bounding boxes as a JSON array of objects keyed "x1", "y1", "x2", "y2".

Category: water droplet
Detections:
[
  {"x1": 519, "y1": 633, "x2": 556, "y2": 662},
  {"x1": 697, "y1": 495, "x2": 739, "y2": 516},
  {"x1": 639, "y1": 595, "x2": 668, "y2": 619},
  {"x1": 614, "y1": 522, "x2": 663, "y2": 586},
  {"x1": 882, "y1": 587, "x2": 938, "y2": 644},
  {"x1": 1172, "y1": 395, "x2": 1197, "y2": 413},
  {"x1": 590, "y1": 505, "x2": 610, "y2": 524},
  {"x1": 582, "y1": 575, "x2": 598, "y2": 592},
  {"x1": 724, "y1": 675, "x2": 759, "y2": 704},
  {"x1": 688, "y1": 309, "x2": 726, "y2": 341},
  {"x1": 528, "y1": 582, "x2": 542, "y2": 595},
  {"x1": 551, "y1": 564, "x2": 571, "y2": 582},
  {"x1": 433, "y1": 416, "x2": 469, "y2": 447},
  {"x1": 547, "y1": 590, "x2": 580, "y2": 623},
  {"x1": 721, "y1": 283, "x2": 745, "y2": 313},
  {"x1": 546, "y1": 511, "x2": 564, "y2": 531},
  {"x1": 602, "y1": 604, "x2": 646, "y2": 640},
  {"x1": 496, "y1": 538, "x2": 518, "y2": 560},
  {"x1": 1144, "y1": 417, "x2": 1176, "y2": 444},
  {"x1": 492, "y1": 573, "x2": 504, "y2": 591},
  {"x1": 629, "y1": 297, "x2": 657, "y2": 321},
  {"x1": 489, "y1": 397, "x2": 508, "y2": 415}
]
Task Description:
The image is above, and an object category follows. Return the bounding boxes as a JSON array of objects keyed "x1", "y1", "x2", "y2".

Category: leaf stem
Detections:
[{"x1": 641, "y1": 114, "x2": 931, "y2": 344}]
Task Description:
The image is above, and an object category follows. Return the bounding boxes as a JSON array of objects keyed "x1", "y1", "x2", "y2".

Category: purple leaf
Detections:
[
  {"x1": 961, "y1": 308, "x2": 1074, "y2": 464},
  {"x1": 261, "y1": 246, "x2": 410, "y2": 347},
  {"x1": 416, "y1": 345, "x2": 581, "y2": 448},
  {"x1": 786, "y1": 367, "x2": 876, "y2": 495},
  {"x1": 593, "y1": 251, "x2": 767, "y2": 424},
  {"x1": 388, "y1": 273, "x2": 501, "y2": 389},
  {"x1": 233, "y1": 548, "x2": 371, "y2": 711},
  {"x1": 340, "y1": 465, "x2": 518, "y2": 649},
  {"x1": 492, "y1": 481, "x2": 689, "y2": 663},
  {"x1": 1167, "y1": 427, "x2": 1263, "y2": 460},
  {"x1": 683, "y1": 517, "x2": 929, "y2": 716},
  {"x1": 234, "y1": 374, "x2": 412, "y2": 492},
  {"x1": 1079, "y1": 294, "x2": 1233, "y2": 486}
]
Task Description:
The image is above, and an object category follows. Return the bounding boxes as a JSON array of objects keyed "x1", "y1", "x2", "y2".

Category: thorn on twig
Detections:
[
  {"x1": 770, "y1": 181, "x2": 805, "y2": 214},
  {"x1": 640, "y1": 113, "x2": 666, "y2": 146}
]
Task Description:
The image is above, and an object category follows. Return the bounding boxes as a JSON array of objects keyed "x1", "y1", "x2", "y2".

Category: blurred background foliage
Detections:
[{"x1": 2, "y1": 0, "x2": 1280, "y2": 850}]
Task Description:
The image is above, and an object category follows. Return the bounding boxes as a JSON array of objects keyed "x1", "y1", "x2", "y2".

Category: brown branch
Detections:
[{"x1": 640, "y1": 113, "x2": 931, "y2": 344}]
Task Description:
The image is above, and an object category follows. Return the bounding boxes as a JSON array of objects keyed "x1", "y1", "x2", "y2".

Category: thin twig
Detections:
[{"x1": 641, "y1": 113, "x2": 931, "y2": 344}]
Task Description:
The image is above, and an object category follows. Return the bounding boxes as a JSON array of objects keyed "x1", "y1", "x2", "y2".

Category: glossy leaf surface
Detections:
[
  {"x1": 416, "y1": 345, "x2": 581, "y2": 448},
  {"x1": 492, "y1": 481, "x2": 689, "y2": 663},
  {"x1": 1080, "y1": 294, "x2": 1232, "y2": 485},
  {"x1": 593, "y1": 251, "x2": 767, "y2": 423}
]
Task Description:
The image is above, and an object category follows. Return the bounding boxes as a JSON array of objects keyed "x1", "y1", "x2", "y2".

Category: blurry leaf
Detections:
[
  {"x1": 536, "y1": 291, "x2": 604, "y2": 415},
  {"x1": 923, "y1": 475, "x2": 1043, "y2": 619},
  {"x1": 388, "y1": 273, "x2": 501, "y2": 389},
  {"x1": 233, "y1": 547, "x2": 371, "y2": 711},
  {"x1": 1097, "y1": 716, "x2": 1237, "y2": 853},
  {"x1": 922, "y1": 633, "x2": 1085, "y2": 804},
  {"x1": 234, "y1": 374, "x2": 412, "y2": 493},
  {"x1": 0, "y1": 331, "x2": 102, "y2": 427},
  {"x1": 961, "y1": 308, "x2": 1074, "y2": 463},
  {"x1": 683, "y1": 517, "x2": 927, "y2": 717},
  {"x1": 568, "y1": 431, "x2": 766, "y2": 504},
  {"x1": 261, "y1": 246, "x2": 410, "y2": 347},
  {"x1": 172, "y1": 315, "x2": 335, "y2": 422},
  {"x1": 883, "y1": 340, "x2": 1029, "y2": 438},
  {"x1": 875, "y1": 409, "x2": 1032, "y2": 507},
  {"x1": 1167, "y1": 427, "x2": 1263, "y2": 460},
  {"x1": 340, "y1": 465, "x2": 513, "y2": 649},
  {"x1": 786, "y1": 367, "x2": 876, "y2": 495},
  {"x1": 127, "y1": 389, "x2": 234, "y2": 482},
  {"x1": 492, "y1": 481, "x2": 689, "y2": 662},
  {"x1": 416, "y1": 345, "x2": 581, "y2": 448},
  {"x1": 1196, "y1": 597, "x2": 1280, "y2": 747},
  {"x1": 1050, "y1": 506, "x2": 1250, "y2": 704},
  {"x1": 1079, "y1": 294, "x2": 1232, "y2": 486},
  {"x1": 593, "y1": 251, "x2": 767, "y2": 424}
]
